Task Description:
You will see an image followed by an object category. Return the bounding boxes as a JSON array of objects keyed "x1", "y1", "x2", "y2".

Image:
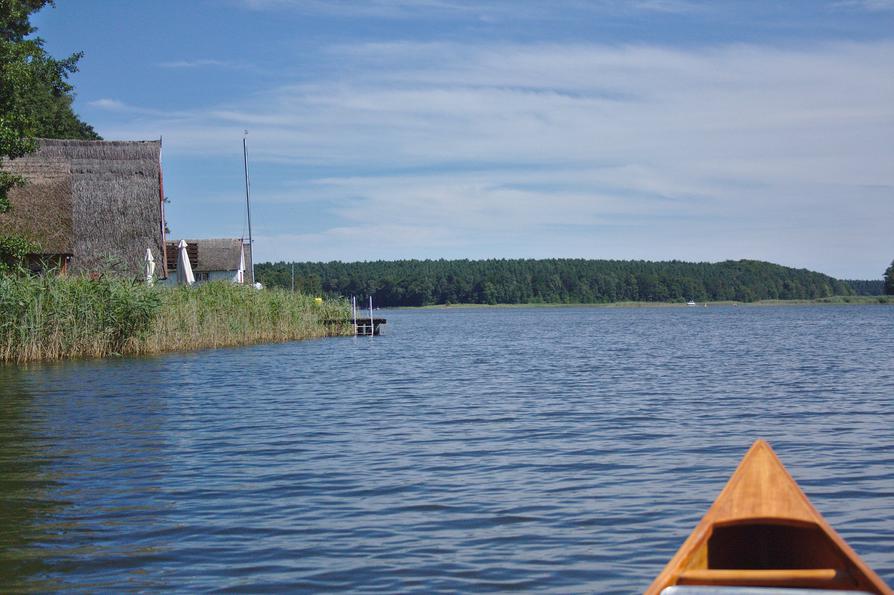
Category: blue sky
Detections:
[{"x1": 33, "y1": 0, "x2": 894, "y2": 278}]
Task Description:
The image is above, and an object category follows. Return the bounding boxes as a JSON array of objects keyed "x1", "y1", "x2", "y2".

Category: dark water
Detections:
[{"x1": 1, "y1": 305, "x2": 893, "y2": 593}]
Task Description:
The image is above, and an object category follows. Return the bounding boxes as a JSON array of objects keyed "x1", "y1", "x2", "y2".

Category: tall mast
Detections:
[{"x1": 243, "y1": 133, "x2": 255, "y2": 285}]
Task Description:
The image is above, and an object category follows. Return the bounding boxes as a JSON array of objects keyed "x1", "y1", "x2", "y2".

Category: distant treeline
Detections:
[
  {"x1": 255, "y1": 259, "x2": 856, "y2": 307},
  {"x1": 843, "y1": 279, "x2": 885, "y2": 296}
]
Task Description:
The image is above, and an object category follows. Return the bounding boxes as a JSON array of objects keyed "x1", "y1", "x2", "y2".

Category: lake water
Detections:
[{"x1": 1, "y1": 305, "x2": 893, "y2": 593}]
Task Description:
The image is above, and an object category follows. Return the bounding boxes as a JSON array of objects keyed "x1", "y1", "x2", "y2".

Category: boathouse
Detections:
[
  {"x1": 0, "y1": 139, "x2": 166, "y2": 277},
  {"x1": 164, "y1": 238, "x2": 252, "y2": 284}
]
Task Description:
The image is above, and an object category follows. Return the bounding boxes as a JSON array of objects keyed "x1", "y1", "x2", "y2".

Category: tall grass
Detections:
[
  {"x1": 137, "y1": 282, "x2": 352, "y2": 355},
  {"x1": 0, "y1": 275, "x2": 160, "y2": 361},
  {"x1": 0, "y1": 277, "x2": 351, "y2": 363}
]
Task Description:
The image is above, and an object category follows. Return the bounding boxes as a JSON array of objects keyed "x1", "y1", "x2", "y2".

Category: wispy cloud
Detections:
[
  {"x1": 88, "y1": 98, "x2": 128, "y2": 111},
  {"x1": 833, "y1": 0, "x2": 894, "y2": 11},
  {"x1": 630, "y1": 0, "x2": 701, "y2": 14},
  {"x1": 88, "y1": 98, "x2": 192, "y2": 119},
  {"x1": 239, "y1": 0, "x2": 702, "y2": 19},
  {"x1": 240, "y1": 0, "x2": 500, "y2": 18},
  {"x1": 158, "y1": 58, "x2": 252, "y2": 70},
  {"x1": 105, "y1": 39, "x2": 894, "y2": 276}
]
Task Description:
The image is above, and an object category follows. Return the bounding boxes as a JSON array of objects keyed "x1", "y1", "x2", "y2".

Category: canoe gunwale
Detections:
[{"x1": 644, "y1": 440, "x2": 893, "y2": 595}]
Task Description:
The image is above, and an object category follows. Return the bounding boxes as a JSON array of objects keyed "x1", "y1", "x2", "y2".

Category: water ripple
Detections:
[{"x1": 1, "y1": 305, "x2": 892, "y2": 593}]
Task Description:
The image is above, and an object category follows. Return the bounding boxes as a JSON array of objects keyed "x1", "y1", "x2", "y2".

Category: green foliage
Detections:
[
  {"x1": 0, "y1": 0, "x2": 98, "y2": 139},
  {"x1": 885, "y1": 260, "x2": 894, "y2": 296},
  {"x1": 1, "y1": 0, "x2": 99, "y2": 206},
  {"x1": 256, "y1": 258, "x2": 856, "y2": 307},
  {"x1": 0, "y1": 0, "x2": 51, "y2": 40},
  {"x1": 1, "y1": 0, "x2": 99, "y2": 261},
  {"x1": 0, "y1": 233, "x2": 38, "y2": 271},
  {"x1": 844, "y1": 279, "x2": 885, "y2": 296},
  {"x1": 142, "y1": 282, "x2": 350, "y2": 354},
  {"x1": 0, "y1": 277, "x2": 351, "y2": 362},
  {"x1": 0, "y1": 274, "x2": 161, "y2": 360},
  {"x1": 0, "y1": 115, "x2": 35, "y2": 211}
]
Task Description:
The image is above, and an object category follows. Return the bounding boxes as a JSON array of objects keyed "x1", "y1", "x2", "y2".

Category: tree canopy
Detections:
[
  {"x1": 256, "y1": 258, "x2": 855, "y2": 306},
  {"x1": 885, "y1": 260, "x2": 894, "y2": 296},
  {"x1": 844, "y1": 278, "x2": 885, "y2": 296},
  {"x1": 1, "y1": 0, "x2": 99, "y2": 213}
]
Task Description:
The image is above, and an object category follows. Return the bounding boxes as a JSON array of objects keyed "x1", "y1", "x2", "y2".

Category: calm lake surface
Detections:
[{"x1": 1, "y1": 305, "x2": 893, "y2": 593}]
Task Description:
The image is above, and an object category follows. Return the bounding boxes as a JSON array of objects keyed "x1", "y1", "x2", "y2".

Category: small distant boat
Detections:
[
  {"x1": 646, "y1": 439, "x2": 892, "y2": 594},
  {"x1": 686, "y1": 300, "x2": 697, "y2": 306}
]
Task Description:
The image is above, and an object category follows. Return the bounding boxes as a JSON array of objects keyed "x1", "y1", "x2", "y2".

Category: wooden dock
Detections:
[
  {"x1": 352, "y1": 296, "x2": 386, "y2": 336},
  {"x1": 355, "y1": 318, "x2": 386, "y2": 336}
]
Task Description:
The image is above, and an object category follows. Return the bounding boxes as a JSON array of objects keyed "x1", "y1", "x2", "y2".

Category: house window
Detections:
[{"x1": 195, "y1": 271, "x2": 209, "y2": 282}]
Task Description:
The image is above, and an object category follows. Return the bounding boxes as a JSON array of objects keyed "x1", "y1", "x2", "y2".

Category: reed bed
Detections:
[
  {"x1": 137, "y1": 282, "x2": 352, "y2": 355},
  {"x1": 0, "y1": 276, "x2": 351, "y2": 363}
]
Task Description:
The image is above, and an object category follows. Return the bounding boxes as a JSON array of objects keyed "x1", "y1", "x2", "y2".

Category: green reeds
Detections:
[
  {"x1": 0, "y1": 274, "x2": 160, "y2": 361},
  {"x1": 136, "y1": 281, "x2": 352, "y2": 355},
  {"x1": 0, "y1": 277, "x2": 351, "y2": 363}
]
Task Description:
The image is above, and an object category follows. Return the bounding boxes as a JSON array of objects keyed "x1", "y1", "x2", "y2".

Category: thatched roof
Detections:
[
  {"x1": 0, "y1": 139, "x2": 164, "y2": 277},
  {"x1": 166, "y1": 239, "x2": 252, "y2": 273},
  {"x1": 0, "y1": 154, "x2": 73, "y2": 254}
]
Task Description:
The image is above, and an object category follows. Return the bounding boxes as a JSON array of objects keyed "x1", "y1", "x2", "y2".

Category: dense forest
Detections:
[
  {"x1": 843, "y1": 279, "x2": 885, "y2": 296},
  {"x1": 886, "y1": 260, "x2": 894, "y2": 295},
  {"x1": 255, "y1": 259, "x2": 855, "y2": 306}
]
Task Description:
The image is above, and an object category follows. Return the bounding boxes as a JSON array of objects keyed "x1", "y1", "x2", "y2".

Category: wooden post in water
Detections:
[
  {"x1": 369, "y1": 296, "x2": 374, "y2": 336},
  {"x1": 352, "y1": 296, "x2": 357, "y2": 335}
]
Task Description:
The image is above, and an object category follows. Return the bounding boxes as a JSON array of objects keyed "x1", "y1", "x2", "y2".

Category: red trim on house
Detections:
[{"x1": 158, "y1": 139, "x2": 168, "y2": 278}]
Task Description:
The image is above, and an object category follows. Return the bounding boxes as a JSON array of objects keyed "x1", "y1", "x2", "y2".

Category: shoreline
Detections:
[
  {"x1": 395, "y1": 295, "x2": 892, "y2": 310},
  {"x1": 1, "y1": 277, "x2": 353, "y2": 364}
]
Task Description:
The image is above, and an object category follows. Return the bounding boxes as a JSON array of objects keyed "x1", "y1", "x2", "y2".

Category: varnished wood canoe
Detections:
[{"x1": 645, "y1": 439, "x2": 893, "y2": 594}]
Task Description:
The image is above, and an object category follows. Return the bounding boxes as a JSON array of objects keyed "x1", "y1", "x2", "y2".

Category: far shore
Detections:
[{"x1": 392, "y1": 295, "x2": 892, "y2": 310}]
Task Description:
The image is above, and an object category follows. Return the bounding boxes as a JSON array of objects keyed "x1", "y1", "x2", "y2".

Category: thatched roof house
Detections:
[
  {"x1": 165, "y1": 238, "x2": 252, "y2": 284},
  {"x1": 0, "y1": 139, "x2": 166, "y2": 277}
]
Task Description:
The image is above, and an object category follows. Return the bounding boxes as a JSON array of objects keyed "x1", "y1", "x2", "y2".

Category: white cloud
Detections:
[
  {"x1": 834, "y1": 0, "x2": 894, "y2": 11},
  {"x1": 158, "y1": 59, "x2": 253, "y2": 70},
  {"x1": 86, "y1": 100, "x2": 193, "y2": 125},
  {"x1": 103, "y1": 40, "x2": 894, "y2": 277},
  {"x1": 238, "y1": 0, "x2": 702, "y2": 19},
  {"x1": 240, "y1": 0, "x2": 510, "y2": 18},
  {"x1": 171, "y1": 42, "x2": 893, "y2": 183},
  {"x1": 630, "y1": 0, "x2": 701, "y2": 13},
  {"x1": 89, "y1": 98, "x2": 128, "y2": 111}
]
